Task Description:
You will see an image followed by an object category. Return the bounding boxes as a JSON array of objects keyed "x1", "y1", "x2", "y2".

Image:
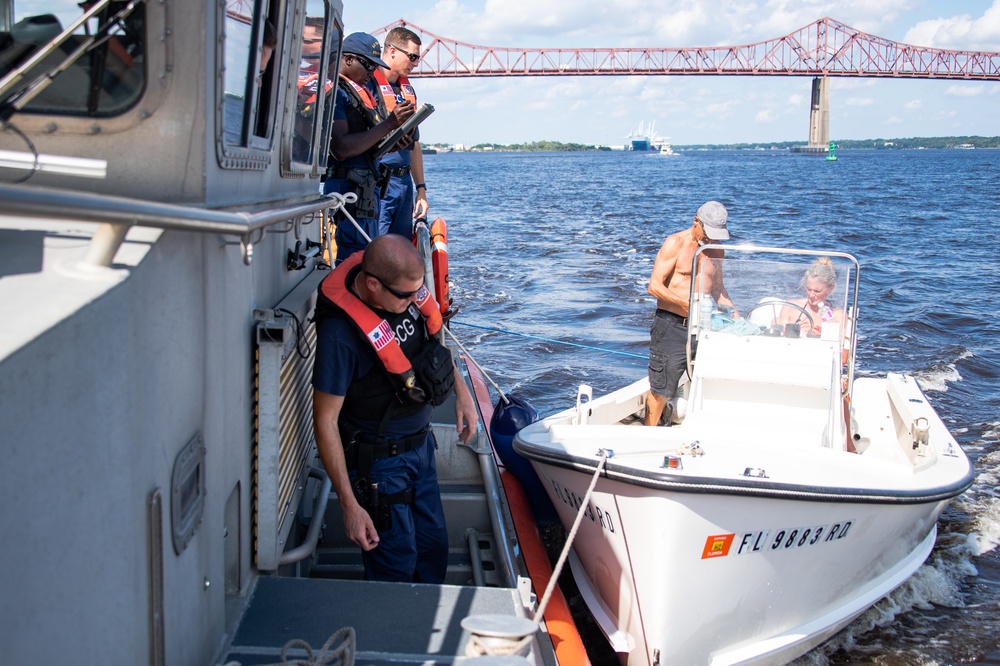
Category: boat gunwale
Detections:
[{"x1": 512, "y1": 443, "x2": 975, "y2": 505}]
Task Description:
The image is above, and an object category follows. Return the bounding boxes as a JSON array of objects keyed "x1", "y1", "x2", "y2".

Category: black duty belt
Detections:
[
  {"x1": 656, "y1": 309, "x2": 688, "y2": 326},
  {"x1": 362, "y1": 428, "x2": 428, "y2": 458},
  {"x1": 326, "y1": 166, "x2": 355, "y2": 179},
  {"x1": 384, "y1": 166, "x2": 410, "y2": 177}
]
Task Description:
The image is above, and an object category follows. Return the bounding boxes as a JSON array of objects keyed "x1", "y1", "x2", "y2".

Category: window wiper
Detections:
[{"x1": 0, "y1": 0, "x2": 144, "y2": 121}]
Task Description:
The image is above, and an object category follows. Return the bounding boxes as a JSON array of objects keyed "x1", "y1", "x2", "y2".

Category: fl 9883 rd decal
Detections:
[{"x1": 700, "y1": 520, "x2": 854, "y2": 560}]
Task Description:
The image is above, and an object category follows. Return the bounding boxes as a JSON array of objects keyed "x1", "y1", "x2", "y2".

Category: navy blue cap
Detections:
[{"x1": 341, "y1": 32, "x2": 388, "y2": 69}]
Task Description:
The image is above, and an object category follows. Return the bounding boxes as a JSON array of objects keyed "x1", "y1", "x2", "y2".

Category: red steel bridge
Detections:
[{"x1": 373, "y1": 17, "x2": 1000, "y2": 80}]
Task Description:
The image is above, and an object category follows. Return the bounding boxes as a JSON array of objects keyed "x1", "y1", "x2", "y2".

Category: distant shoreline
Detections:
[{"x1": 424, "y1": 136, "x2": 999, "y2": 153}]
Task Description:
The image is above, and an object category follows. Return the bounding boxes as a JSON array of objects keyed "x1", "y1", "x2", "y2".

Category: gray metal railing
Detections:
[{"x1": 0, "y1": 182, "x2": 349, "y2": 265}]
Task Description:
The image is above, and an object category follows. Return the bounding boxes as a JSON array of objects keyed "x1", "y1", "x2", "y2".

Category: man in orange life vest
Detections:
[
  {"x1": 312, "y1": 234, "x2": 478, "y2": 582},
  {"x1": 370, "y1": 27, "x2": 429, "y2": 238},
  {"x1": 325, "y1": 33, "x2": 414, "y2": 264}
]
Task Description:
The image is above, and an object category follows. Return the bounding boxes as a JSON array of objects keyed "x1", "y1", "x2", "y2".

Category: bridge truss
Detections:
[{"x1": 374, "y1": 17, "x2": 1000, "y2": 80}]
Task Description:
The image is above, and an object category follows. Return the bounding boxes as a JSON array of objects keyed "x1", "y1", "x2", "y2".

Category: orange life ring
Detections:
[{"x1": 429, "y1": 217, "x2": 451, "y2": 315}]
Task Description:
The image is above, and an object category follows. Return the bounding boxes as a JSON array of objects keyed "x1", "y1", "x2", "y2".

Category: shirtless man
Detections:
[{"x1": 645, "y1": 201, "x2": 736, "y2": 426}]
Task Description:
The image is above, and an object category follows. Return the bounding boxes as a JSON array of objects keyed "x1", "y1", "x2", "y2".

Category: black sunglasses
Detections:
[
  {"x1": 348, "y1": 55, "x2": 377, "y2": 72},
  {"x1": 390, "y1": 44, "x2": 420, "y2": 63},
  {"x1": 367, "y1": 271, "x2": 422, "y2": 299}
]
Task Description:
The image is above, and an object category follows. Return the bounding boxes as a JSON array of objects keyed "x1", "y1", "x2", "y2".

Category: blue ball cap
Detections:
[{"x1": 341, "y1": 32, "x2": 388, "y2": 69}]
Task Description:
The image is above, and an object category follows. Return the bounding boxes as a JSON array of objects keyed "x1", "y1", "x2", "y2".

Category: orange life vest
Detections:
[
  {"x1": 318, "y1": 251, "x2": 442, "y2": 396},
  {"x1": 337, "y1": 74, "x2": 382, "y2": 119},
  {"x1": 372, "y1": 69, "x2": 416, "y2": 112}
]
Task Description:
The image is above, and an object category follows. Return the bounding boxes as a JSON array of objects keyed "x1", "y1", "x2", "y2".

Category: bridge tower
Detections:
[{"x1": 793, "y1": 77, "x2": 830, "y2": 154}]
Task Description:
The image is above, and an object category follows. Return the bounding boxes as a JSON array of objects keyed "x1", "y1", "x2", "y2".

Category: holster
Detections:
[
  {"x1": 351, "y1": 477, "x2": 414, "y2": 532},
  {"x1": 344, "y1": 168, "x2": 379, "y2": 219}
]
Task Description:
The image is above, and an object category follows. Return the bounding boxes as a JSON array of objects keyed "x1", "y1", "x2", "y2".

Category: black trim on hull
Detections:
[{"x1": 514, "y1": 444, "x2": 975, "y2": 505}]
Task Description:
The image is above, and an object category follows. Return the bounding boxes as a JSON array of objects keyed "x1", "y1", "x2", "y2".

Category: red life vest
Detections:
[
  {"x1": 372, "y1": 69, "x2": 416, "y2": 112},
  {"x1": 318, "y1": 251, "x2": 442, "y2": 396}
]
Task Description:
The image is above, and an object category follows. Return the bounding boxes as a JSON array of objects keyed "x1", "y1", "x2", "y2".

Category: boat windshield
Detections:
[
  {"x1": 0, "y1": 1, "x2": 146, "y2": 118},
  {"x1": 690, "y1": 246, "x2": 859, "y2": 346}
]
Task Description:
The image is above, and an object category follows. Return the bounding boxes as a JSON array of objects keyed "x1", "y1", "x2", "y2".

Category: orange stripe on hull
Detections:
[{"x1": 466, "y1": 359, "x2": 591, "y2": 666}]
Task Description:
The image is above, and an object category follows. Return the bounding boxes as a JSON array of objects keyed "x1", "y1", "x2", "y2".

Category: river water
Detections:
[{"x1": 424, "y1": 148, "x2": 1000, "y2": 664}]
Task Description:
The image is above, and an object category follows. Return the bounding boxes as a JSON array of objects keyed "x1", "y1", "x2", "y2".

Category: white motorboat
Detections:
[{"x1": 514, "y1": 246, "x2": 974, "y2": 666}]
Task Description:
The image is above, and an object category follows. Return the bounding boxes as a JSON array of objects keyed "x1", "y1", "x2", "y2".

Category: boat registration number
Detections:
[{"x1": 701, "y1": 520, "x2": 854, "y2": 559}]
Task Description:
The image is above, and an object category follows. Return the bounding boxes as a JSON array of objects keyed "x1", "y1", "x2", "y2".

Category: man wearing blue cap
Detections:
[{"x1": 325, "y1": 32, "x2": 415, "y2": 264}]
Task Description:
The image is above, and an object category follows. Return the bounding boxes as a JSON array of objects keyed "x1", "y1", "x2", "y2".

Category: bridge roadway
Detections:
[{"x1": 374, "y1": 17, "x2": 1000, "y2": 81}]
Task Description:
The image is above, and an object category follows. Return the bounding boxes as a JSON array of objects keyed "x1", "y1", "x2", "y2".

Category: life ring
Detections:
[{"x1": 429, "y1": 217, "x2": 451, "y2": 315}]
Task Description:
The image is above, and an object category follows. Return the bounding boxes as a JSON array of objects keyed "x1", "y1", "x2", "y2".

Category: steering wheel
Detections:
[{"x1": 743, "y1": 300, "x2": 815, "y2": 337}]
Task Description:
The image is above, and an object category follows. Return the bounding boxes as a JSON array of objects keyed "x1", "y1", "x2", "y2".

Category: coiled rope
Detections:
[{"x1": 227, "y1": 627, "x2": 355, "y2": 666}]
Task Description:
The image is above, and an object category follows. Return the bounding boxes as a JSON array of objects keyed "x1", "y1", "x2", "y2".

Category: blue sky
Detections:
[{"x1": 344, "y1": 0, "x2": 1000, "y2": 146}]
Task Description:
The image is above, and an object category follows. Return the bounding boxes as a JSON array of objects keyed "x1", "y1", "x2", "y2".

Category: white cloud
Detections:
[
  {"x1": 754, "y1": 109, "x2": 776, "y2": 123},
  {"x1": 901, "y1": 1, "x2": 1000, "y2": 50},
  {"x1": 885, "y1": 115, "x2": 902, "y2": 124},
  {"x1": 945, "y1": 84, "x2": 987, "y2": 97},
  {"x1": 903, "y1": 99, "x2": 922, "y2": 110}
]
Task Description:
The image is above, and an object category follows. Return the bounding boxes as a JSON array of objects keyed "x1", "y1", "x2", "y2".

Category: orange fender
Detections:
[{"x1": 466, "y1": 359, "x2": 591, "y2": 666}]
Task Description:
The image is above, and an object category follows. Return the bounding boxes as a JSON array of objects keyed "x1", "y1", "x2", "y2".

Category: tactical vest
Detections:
[{"x1": 316, "y1": 252, "x2": 452, "y2": 423}]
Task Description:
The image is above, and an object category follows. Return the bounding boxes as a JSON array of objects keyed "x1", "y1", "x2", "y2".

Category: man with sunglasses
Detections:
[
  {"x1": 313, "y1": 234, "x2": 478, "y2": 583},
  {"x1": 325, "y1": 32, "x2": 415, "y2": 264},
  {"x1": 370, "y1": 27, "x2": 429, "y2": 239}
]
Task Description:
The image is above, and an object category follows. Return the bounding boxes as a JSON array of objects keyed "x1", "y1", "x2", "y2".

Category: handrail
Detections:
[
  {"x1": 0, "y1": 182, "x2": 349, "y2": 266},
  {"x1": 277, "y1": 466, "x2": 332, "y2": 568}
]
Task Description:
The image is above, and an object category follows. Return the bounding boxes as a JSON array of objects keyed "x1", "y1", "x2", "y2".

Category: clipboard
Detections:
[{"x1": 372, "y1": 103, "x2": 435, "y2": 160}]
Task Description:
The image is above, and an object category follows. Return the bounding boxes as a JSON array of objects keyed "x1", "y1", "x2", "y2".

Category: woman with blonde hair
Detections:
[{"x1": 778, "y1": 257, "x2": 845, "y2": 337}]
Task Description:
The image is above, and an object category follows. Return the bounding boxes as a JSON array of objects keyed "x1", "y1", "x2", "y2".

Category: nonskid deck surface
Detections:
[{"x1": 223, "y1": 577, "x2": 531, "y2": 665}]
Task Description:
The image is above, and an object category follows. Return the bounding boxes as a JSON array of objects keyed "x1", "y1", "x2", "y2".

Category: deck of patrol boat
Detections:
[{"x1": 223, "y1": 576, "x2": 544, "y2": 665}]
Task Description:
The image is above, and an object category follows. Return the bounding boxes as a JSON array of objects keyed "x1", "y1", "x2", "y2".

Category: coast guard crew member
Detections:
[
  {"x1": 312, "y1": 234, "x2": 478, "y2": 582},
  {"x1": 371, "y1": 27, "x2": 429, "y2": 238},
  {"x1": 325, "y1": 32, "x2": 414, "y2": 263}
]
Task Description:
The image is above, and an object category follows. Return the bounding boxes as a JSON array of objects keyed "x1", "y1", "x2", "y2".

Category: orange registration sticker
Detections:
[{"x1": 702, "y1": 534, "x2": 735, "y2": 559}]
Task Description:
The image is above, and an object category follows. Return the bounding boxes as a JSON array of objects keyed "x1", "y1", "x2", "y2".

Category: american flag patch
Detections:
[{"x1": 367, "y1": 320, "x2": 394, "y2": 351}]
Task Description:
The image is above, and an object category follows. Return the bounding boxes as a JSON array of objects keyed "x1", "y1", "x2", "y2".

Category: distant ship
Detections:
[{"x1": 627, "y1": 120, "x2": 657, "y2": 150}]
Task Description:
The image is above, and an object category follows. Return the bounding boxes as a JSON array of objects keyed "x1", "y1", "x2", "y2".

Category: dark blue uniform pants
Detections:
[{"x1": 361, "y1": 431, "x2": 448, "y2": 583}]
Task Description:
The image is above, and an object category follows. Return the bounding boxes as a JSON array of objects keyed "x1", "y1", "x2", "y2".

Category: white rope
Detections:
[
  {"x1": 326, "y1": 192, "x2": 370, "y2": 243},
  {"x1": 464, "y1": 632, "x2": 535, "y2": 658},
  {"x1": 442, "y1": 326, "x2": 510, "y2": 405},
  {"x1": 232, "y1": 627, "x2": 356, "y2": 666},
  {"x1": 533, "y1": 450, "x2": 610, "y2": 622}
]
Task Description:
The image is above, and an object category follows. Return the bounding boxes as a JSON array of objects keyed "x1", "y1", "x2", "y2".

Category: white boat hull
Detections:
[{"x1": 535, "y1": 458, "x2": 945, "y2": 665}]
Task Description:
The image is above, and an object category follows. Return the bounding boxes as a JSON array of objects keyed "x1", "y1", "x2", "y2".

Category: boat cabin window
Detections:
[
  {"x1": 288, "y1": 0, "x2": 339, "y2": 172},
  {"x1": 0, "y1": 2, "x2": 146, "y2": 118},
  {"x1": 221, "y1": 0, "x2": 280, "y2": 147}
]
